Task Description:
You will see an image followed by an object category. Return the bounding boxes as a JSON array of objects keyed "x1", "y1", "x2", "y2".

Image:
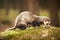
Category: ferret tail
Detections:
[{"x1": 5, "y1": 26, "x2": 16, "y2": 32}]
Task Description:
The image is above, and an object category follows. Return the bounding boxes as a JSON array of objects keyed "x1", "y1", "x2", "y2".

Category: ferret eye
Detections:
[{"x1": 45, "y1": 20, "x2": 49, "y2": 22}]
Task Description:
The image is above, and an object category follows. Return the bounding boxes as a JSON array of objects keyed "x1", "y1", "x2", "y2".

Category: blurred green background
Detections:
[{"x1": 0, "y1": 0, "x2": 60, "y2": 31}]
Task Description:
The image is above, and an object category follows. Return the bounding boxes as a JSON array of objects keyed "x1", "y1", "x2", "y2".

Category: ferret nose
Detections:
[
  {"x1": 46, "y1": 23, "x2": 50, "y2": 25},
  {"x1": 46, "y1": 23, "x2": 49, "y2": 25}
]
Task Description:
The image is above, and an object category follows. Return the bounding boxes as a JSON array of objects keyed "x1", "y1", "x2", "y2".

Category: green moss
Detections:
[{"x1": 0, "y1": 26, "x2": 60, "y2": 40}]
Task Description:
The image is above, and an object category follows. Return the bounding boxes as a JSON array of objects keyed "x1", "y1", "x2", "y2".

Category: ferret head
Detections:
[
  {"x1": 31, "y1": 16, "x2": 51, "y2": 27},
  {"x1": 43, "y1": 18, "x2": 51, "y2": 27}
]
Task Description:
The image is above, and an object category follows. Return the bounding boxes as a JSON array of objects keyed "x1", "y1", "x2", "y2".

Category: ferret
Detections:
[
  {"x1": 5, "y1": 11, "x2": 51, "y2": 31},
  {"x1": 32, "y1": 15, "x2": 51, "y2": 27}
]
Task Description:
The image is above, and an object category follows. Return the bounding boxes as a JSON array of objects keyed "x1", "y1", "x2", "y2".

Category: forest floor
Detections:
[{"x1": 0, "y1": 25, "x2": 60, "y2": 40}]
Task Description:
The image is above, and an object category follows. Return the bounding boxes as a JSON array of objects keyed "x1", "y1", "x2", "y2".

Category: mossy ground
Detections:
[{"x1": 0, "y1": 25, "x2": 60, "y2": 40}]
